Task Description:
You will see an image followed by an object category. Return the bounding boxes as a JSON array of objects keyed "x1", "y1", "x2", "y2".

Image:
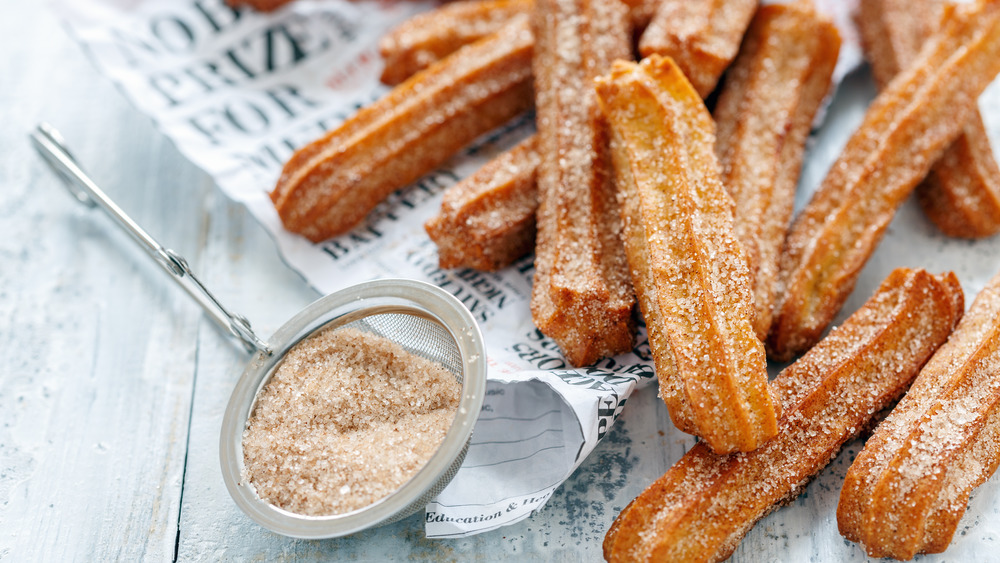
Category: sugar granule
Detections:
[{"x1": 242, "y1": 326, "x2": 461, "y2": 516}]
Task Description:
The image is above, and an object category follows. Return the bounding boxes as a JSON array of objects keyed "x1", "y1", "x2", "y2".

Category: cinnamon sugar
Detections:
[{"x1": 242, "y1": 326, "x2": 461, "y2": 516}]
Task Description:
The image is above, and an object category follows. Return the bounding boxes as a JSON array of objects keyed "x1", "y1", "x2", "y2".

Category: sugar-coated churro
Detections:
[
  {"x1": 857, "y1": 0, "x2": 1000, "y2": 239},
  {"x1": 713, "y1": 2, "x2": 840, "y2": 341},
  {"x1": 596, "y1": 55, "x2": 779, "y2": 454},
  {"x1": 855, "y1": 0, "x2": 938, "y2": 91},
  {"x1": 377, "y1": 0, "x2": 667, "y2": 82},
  {"x1": 768, "y1": 0, "x2": 1000, "y2": 361},
  {"x1": 225, "y1": 0, "x2": 293, "y2": 11},
  {"x1": 917, "y1": 117, "x2": 1000, "y2": 239},
  {"x1": 425, "y1": 136, "x2": 539, "y2": 271},
  {"x1": 530, "y1": 0, "x2": 636, "y2": 367},
  {"x1": 378, "y1": 0, "x2": 533, "y2": 85},
  {"x1": 839, "y1": 270, "x2": 1000, "y2": 560},
  {"x1": 638, "y1": 0, "x2": 758, "y2": 98},
  {"x1": 619, "y1": 0, "x2": 659, "y2": 31},
  {"x1": 271, "y1": 15, "x2": 534, "y2": 242},
  {"x1": 604, "y1": 268, "x2": 964, "y2": 563}
]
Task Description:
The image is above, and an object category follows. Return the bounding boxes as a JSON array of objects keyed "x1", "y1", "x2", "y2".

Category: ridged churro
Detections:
[
  {"x1": 530, "y1": 0, "x2": 636, "y2": 367},
  {"x1": 713, "y1": 2, "x2": 840, "y2": 341},
  {"x1": 619, "y1": 0, "x2": 659, "y2": 31},
  {"x1": 857, "y1": 0, "x2": 1000, "y2": 239},
  {"x1": 271, "y1": 15, "x2": 534, "y2": 242},
  {"x1": 839, "y1": 271, "x2": 1000, "y2": 560},
  {"x1": 768, "y1": 0, "x2": 1000, "y2": 361},
  {"x1": 225, "y1": 0, "x2": 293, "y2": 11},
  {"x1": 378, "y1": 0, "x2": 533, "y2": 85},
  {"x1": 917, "y1": 116, "x2": 1000, "y2": 239},
  {"x1": 856, "y1": 0, "x2": 937, "y2": 91},
  {"x1": 425, "y1": 136, "x2": 539, "y2": 271},
  {"x1": 604, "y1": 268, "x2": 964, "y2": 563},
  {"x1": 596, "y1": 55, "x2": 778, "y2": 454},
  {"x1": 638, "y1": 0, "x2": 758, "y2": 98},
  {"x1": 377, "y1": 0, "x2": 669, "y2": 84}
]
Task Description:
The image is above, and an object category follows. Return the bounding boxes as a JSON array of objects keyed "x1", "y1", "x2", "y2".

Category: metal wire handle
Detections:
[{"x1": 30, "y1": 123, "x2": 271, "y2": 356}]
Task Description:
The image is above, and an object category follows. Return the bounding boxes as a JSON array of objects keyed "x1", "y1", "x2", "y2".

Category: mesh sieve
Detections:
[
  {"x1": 343, "y1": 310, "x2": 472, "y2": 527},
  {"x1": 220, "y1": 279, "x2": 487, "y2": 539},
  {"x1": 31, "y1": 124, "x2": 487, "y2": 541},
  {"x1": 349, "y1": 313, "x2": 466, "y2": 380}
]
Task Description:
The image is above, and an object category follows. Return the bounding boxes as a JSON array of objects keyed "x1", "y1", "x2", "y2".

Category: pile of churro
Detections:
[{"x1": 259, "y1": 0, "x2": 1000, "y2": 559}]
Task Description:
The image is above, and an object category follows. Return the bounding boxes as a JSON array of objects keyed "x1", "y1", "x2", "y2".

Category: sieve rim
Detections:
[{"x1": 219, "y1": 278, "x2": 487, "y2": 538}]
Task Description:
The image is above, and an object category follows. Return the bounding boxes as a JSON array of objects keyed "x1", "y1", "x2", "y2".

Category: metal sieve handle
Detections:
[{"x1": 30, "y1": 123, "x2": 271, "y2": 356}]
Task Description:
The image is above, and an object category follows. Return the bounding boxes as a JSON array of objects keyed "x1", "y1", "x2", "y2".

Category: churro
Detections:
[
  {"x1": 856, "y1": 0, "x2": 938, "y2": 91},
  {"x1": 377, "y1": 0, "x2": 663, "y2": 79},
  {"x1": 378, "y1": 0, "x2": 533, "y2": 85},
  {"x1": 768, "y1": 0, "x2": 1000, "y2": 361},
  {"x1": 857, "y1": 0, "x2": 1000, "y2": 239},
  {"x1": 603, "y1": 268, "x2": 964, "y2": 563},
  {"x1": 638, "y1": 0, "x2": 758, "y2": 98},
  {"x1": 271, "y1": 15, "x2": 534, "y2": 242},
  {"x1": 225, "y1": 0, "x2": 293, "y2": 11},
  {"x1": 530, "y1": 0, "x2": 635, "y2": 367},
  {"x1": 619, "y1": 0, "x2": 659, "y2": 31},
  {"x1": 596, "y1": 55, "x2": 778, "y2": 454},
  {"x1": 917, "y1": 116, "x2": 1000, "y2": 239},
  {"x1": 838, "y1": 271, "x2": 1000, "y2": 560},
  {"x1": 425, "y1": 136, "x2": 539, "y2": 271},
  {"x1": 713, "y1": 2, "x2": 839, "y2": 341}
]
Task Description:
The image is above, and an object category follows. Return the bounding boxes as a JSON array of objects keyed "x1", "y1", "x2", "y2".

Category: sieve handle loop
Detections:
[{"x1": 30, "y1": 123, "x2": 271, "y2": 356}]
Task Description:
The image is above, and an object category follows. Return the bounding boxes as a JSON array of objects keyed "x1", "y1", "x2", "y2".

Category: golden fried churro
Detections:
[
  {"x1": 425, "y1": 136, "x2": 539, "y2": 271},
  {"x1": 713, "y1": 2, "x2": 839, "y2": 341},
  {"x1": 858, "y1": 0, "x2": 1000, "y2": 239},
  {"x1": 271, "y1": 16, "x2": 534, "y2": 242},
  {"x1": 917, "y1": 116, "x2": 1000, "y2": 239},
  {"x1": 838, "y1": 271, "x2": 1000, "y2": 560},
  {"x1": 378, "y1": 0, "x2": 533, "y2": 85},
  {"x1": 637, "y1": 0, "x2": 758, "y2": 98},
  {"x1": 768, "y1": 0, "x2": 1000, "y2": 361},
  {"x1": 856, "y1": 0, "x2": 938, "y2": 91},
  {"x1": 596, "y1": 55, "x2": 778, "y2": 454},
  {"x1": 378, "y1": 0, "x2": 666, "y2": 83},
  {"x1": 604, "y1": 268, "x2": 964, "y2": 563},
  {"x1": 225, "y1": 0, "x2": 293, "y2": 11},
  {"x1": 530, "y1": 0, "x2": 635, "y2": 367}
]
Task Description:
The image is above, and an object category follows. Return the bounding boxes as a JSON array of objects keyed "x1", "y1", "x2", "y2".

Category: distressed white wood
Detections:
[
  {"x1": 0, "y1": 2, "x2": 206, "y2": 560},
  {"x1": 3, "y1": 1, "x2": 1000, "y2": 561}
]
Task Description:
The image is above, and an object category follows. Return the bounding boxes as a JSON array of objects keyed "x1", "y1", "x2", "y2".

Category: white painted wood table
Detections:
[{"x1": 3, "y1": 1, "x2": 1000, "y2": 561}]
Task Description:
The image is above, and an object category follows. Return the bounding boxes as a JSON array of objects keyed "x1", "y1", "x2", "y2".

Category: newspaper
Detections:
[{"x1": 56, "y1": 0, "x2": 991, "y2": 541}]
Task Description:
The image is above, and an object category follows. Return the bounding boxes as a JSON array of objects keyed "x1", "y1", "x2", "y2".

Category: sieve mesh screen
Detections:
[{"x1": 346, "y1": 313, "x2": 466, "y2": 382}]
